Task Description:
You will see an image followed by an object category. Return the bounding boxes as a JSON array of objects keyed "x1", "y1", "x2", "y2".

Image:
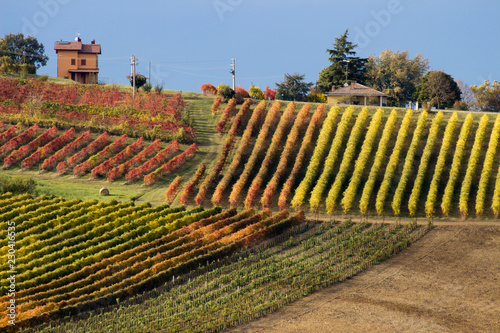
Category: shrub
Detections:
[
  {"x1": 359, "y1": 109, "x2": 398, "y2": 215},
  {"x1": 391, "y1": 111, "x2": 428, "y2": 216},
  {"x1": 325, "y1": 107, "x2": 369, "y2": 213},
  {"x1": 309, "y1": 105, "x2": 349, "y2": 211},
  {"x1": 19, "y1": 64, "x2": 36, "y2": 75},
  {"x1": 216, "y1": 98, "x2": 237, "y2": 133},
  {"x1": 126, "y1": 73, "x2": 147, "y2": 89},
  {"x1": 142, "y1": 83, "x2": 152, "y2": 92},
  {"x1": 306, "y1": 87, "x2": 326, "y2": 103},
  {"x1": 453, "y1": 100, "x2": 468, "y2": 110},
  {"x1": 235, "y1": 86, "x2": 249, "y2": 98},
  {"x1": 425, "y1": 113, "x2": 458, "y2": 217},
  {"x1": 292, "y1": 105, "x2": 340, "y2": 210},
  {"x1": 234, "y1": 93, "x2": 245, "y2": 104},
  {"x1": 211, "y1": 96, "x2": 222, "y2": 115},
  {"x1": 165, "y1": 176, "x2": 183, "y2": 203},
  {"x1": 264, "y1": 86, "x2": 276, "y2": 100},
  {"x1": 200, "y1": 83, "x2": 217, "y2": 95},
  {"x1": 407, "y1": 112, "x2": 442, "y2": 216},
  {"x1": 441, "y1": 113, "x2": 473, "y2": 216},
  {"x1": 249, "y1": 84, "x2": 264, "y2": 100},
  {"x1": 0, "y1": 175, "x2": 37, "y2": 194},
  {"x1": 217, "y1": 84, "x2": 235, "y2": 102},
  {"x1": 153, "y1": 83, "x2": 164, "y2": 93},
  {"x1": 279, "y1": 104, "x2": 325, "y2": 210},
  {"x1": 0, "y1": 56, "x2": 15, "y2": 73},
  {"x1": 459, "y1": 114, "x2": 488, "y2": 218}
]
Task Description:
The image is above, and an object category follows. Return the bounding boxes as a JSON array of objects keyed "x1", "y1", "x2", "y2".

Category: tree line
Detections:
[
  {"x1": 2, "y1": 32, "x2": 499, "y2": 111},
  {"x1": 282, "y1": 29, "x2": 498, "y2": 111}
]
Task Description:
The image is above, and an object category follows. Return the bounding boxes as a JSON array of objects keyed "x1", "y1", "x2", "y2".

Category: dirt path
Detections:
[{"x1": 227, "y1": 224, "x2": 500, "y2": 332}]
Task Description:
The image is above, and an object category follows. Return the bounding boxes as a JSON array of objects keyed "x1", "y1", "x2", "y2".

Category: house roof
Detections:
[
  {"x1": 327, "y1": 82, "x2": 389, "y2": 97},
  {"x1": 54, "y1": 41, "x2": 101, "y2": 54}
]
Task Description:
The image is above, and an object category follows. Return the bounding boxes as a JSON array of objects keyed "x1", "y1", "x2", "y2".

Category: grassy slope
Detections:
[
  {"x1": 0, "y1": 75, "x2": 220, "y2": 205},
  {"x1": 138, "y1": 93, "x2": 222, "y2": 205}
]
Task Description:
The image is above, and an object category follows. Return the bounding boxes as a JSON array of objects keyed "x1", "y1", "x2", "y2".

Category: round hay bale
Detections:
[{"x1": 99, "y1": 187, "x2": 110, "y2": 196}]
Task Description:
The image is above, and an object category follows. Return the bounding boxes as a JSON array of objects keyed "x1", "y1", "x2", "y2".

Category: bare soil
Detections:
[{"x1": 227, "y1": 223, "x2": 500, "y2": 333}]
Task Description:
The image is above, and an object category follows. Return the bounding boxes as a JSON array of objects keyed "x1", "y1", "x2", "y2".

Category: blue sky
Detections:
[{"x1": 1, "y1": 0, "x2": 499, "y2": 92}]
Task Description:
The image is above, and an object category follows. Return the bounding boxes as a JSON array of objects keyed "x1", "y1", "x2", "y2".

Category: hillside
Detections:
[
  {"x1": 196, "y1": 98, "x2": 500, "y2": 219},
  {"x1": 0, "y1": 76, "x2": 498, "y2": 332},
  {"x1": 2, "y1": 76, "x2": 499, "y2": 218}
]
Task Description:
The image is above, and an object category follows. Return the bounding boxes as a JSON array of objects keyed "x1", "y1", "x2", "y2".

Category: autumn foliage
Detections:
[
  {"x1": 125, "y1": 140, "x2": 180, "y2": 182},
  {"x1": 22, "y1": 128, "x2": 76, "y2": 169},
  {"x1": 264, "y1": 86, "x2": 276, "y2": 100},
  {"x1": 144, "y1": 143, "x2": 198, "y2": 185},
  {"x1": 200, "y1": 83, "x2": 217, "y2": 95},
  {"x1": 235, "y1": 86, "x2": 249, "y2": 98},
  {"x1": 0, "y1": 77, "x2": 193, "y2": 142},
  {"x1": 40, "y1": 130, "x2": 92, "y2": 172}
]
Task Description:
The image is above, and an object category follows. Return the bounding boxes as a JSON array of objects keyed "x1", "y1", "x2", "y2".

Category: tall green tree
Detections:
[
  {"x1": 0, "y1": 33, "x2": 48, "y2": 69},
  {"x1": 317, "y1": 29, "x2": 367, "y2": 93},
  {"x1": 276, "y1": 73, "x2": 313, "y2": 101},
  {"x1": 415, "y1": 71, "x2": 461, "y2": 109},
  {"x1": 365, "y1": 50, "x2": 429, "y2": 106}
]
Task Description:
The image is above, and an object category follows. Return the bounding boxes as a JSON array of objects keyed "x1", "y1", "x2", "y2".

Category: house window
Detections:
[
  {"x1": 81, "y1": 59, "x2": 86, "y2": 66},
  {"x1": 71, "y1": 58, "x2": 76, "y2": 66}
]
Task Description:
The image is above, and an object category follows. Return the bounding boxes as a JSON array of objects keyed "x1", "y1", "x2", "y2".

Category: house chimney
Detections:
[{"x1": 91, "y1": 39, "x2": 95, "y2": 44}]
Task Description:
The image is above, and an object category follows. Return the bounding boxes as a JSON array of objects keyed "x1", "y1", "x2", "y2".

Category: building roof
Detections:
[
  {"x1": 327, "y1": 82, "x2": 389, "y2": 97},
  {"x1": 54, "y1": 41, "x2": 101, "y2": 54}
]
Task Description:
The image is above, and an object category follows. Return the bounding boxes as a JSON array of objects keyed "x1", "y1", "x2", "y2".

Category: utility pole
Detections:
[
  {"x1": 131, "y1": 55, "x2": 137, "y2": 97},
  {"x1": 148, "y1": 60, "x2": 151, "y2": 85},
  {"x1": 343, "y1": 59, "x2": 350, "y2": 86},
  {"x1": 230, "y1": 58, "x2": 236, "y2": 90}
]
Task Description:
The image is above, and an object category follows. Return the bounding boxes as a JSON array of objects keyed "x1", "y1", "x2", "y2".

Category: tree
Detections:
[
  {"x1": 216, "y1": 83, "x2": 235, "y2": 101},
  {"x1": 0, "y1": 33, "x2": 48, "y2": 69},
  {"x1": 200, "y1": 83, "x2": 217, "y2": 95},
  {"x1": 306, "y1": 86, "x2": 327, "y2": 103},
  {"x1": 235, "y1": 86, "x2": 249, "y2": 98},
  {"x1": 415, "y1": 71, "x2": 461, "y2": 109},
  {"x1": 317, "y1": 29, "x2": 367, "y2": 93},
  {"x1": 126, "y1": 73, "x2": 147, "y2": 89},
  {"x1": 249, "y1": 83, "x2": 264, "y2": 100},
  {"x1": 276, "y1": 73, "x2": 313, "y2": 102},
  {"x1": 365, "y1": 50, "x2": 429, "y2": 106},
  {"x1": 456, "y1": 79, "x2": 476, "y2": 109},
  {"x1": 263, "y1": 86, "x2": 276, "y2": 100},
  {"x1": 470, "y1": 80, "x2": 500, "y2": 112}
]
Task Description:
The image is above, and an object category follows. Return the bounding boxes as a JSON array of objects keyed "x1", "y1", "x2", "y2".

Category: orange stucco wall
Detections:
[{"x1": 57, "y1": 51, "x2": 98, "y2": 83}]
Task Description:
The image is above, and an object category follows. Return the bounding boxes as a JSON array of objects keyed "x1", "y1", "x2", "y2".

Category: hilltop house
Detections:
[
  {"x1": 327, "y1": 81, "x2": 389, "y2": 106},
  {"x1": 54, "y1": 37, "x2": 101, "y2": 84}
]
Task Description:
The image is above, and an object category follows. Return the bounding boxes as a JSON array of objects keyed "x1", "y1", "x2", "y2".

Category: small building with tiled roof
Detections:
[
  {"x1": 326, "y1": 81, "x2": 389, "y2": 106},
  {"x1": 54, "y1": 37, "x2": 101, "y2": 84}
]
